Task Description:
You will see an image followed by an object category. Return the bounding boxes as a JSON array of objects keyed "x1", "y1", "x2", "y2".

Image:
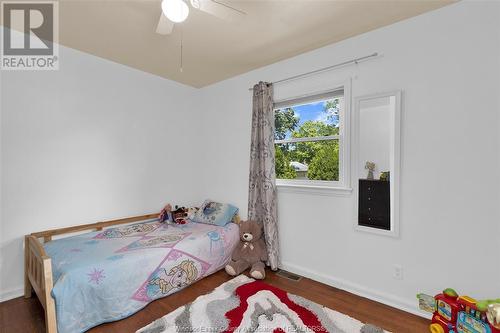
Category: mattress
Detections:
[{"x1": 44, "y1": 219, "x2": 239, "y2": 333}]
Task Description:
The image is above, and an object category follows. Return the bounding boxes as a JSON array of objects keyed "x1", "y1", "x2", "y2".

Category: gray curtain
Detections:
[{"x1": 248, "y1": 81, "x2": 280, "y2": 270}]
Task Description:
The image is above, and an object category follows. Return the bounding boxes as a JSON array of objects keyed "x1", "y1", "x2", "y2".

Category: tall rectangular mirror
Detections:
[{"x1": 354, "y1": 91, "x2": 401, "y2": 237}]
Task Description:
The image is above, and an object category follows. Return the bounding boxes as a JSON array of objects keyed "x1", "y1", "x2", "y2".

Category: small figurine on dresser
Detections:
[{"x1": 365, "y1": 161, "x2": 376, "y2": 180}]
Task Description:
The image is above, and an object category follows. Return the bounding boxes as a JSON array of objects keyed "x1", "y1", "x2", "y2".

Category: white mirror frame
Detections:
[{"x1": 353, "y1": 90, "x2": 402, "y2": 238}]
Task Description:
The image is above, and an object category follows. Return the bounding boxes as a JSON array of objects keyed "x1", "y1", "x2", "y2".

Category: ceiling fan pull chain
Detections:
[{"x1": 180, "y1": 26, "x2": 184, "y2": 73}]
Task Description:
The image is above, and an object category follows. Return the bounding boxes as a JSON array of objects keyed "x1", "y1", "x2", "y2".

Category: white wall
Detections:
[
  {"x1": 0, "y1": 41, "x2": 202, "y2": 300},
  {"x1": 196, "y1": 1, "x2": 500, "y2": 316}
]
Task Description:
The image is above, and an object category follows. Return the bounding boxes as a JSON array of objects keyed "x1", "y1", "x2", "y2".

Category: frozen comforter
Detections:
[{"x1": 44, "y1": 219, "x2": 239, "y2": 333}]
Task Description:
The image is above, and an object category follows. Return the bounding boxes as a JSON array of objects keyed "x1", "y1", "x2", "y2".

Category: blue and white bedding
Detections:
[{"x1": 44, "y1": 219, "x2": 239, "y2": 333}]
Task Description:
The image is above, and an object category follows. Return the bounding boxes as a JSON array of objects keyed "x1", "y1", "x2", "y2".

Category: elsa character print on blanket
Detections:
[
  {"x1": 133, "y1": 249, "x2": 211, "y2": 302},
  {"x1": 94, "y1": 222, "x2": 161, "y2": 239},
  {"x1": 149, "y1": 260, "x2": 197, "y2": 295},
  {"x1": 116, "y1": 233, "x2": 190, "y2": 252},
  {"x1": 203, "y1": 201, "x2": 221, "y2": 215},
  {"x1": 140, "y1": 235, "x2": 184, "y2": 248}
]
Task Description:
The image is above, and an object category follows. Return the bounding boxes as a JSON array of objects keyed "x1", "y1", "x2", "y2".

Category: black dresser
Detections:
[{"x1": 358, "y1": 179, "x2": 390, "y2": 230}]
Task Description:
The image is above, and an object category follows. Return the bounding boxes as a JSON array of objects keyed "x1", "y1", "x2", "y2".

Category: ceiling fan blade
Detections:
[
  {"x1": 156, "y1": 13, "x2": 174, "y2": 35},
  {"x1": 196, "y1": 0, "x2": 245, "y2": 22}
]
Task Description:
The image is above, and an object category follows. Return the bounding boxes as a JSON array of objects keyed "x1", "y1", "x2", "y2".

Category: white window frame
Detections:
[{"x1": 274, "y1": 81, "x2": 352, "y2": 196}]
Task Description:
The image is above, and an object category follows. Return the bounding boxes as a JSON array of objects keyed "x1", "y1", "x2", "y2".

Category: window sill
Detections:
[{"x1": 276, "y1": 182, "x2": 353, "y2": 197}]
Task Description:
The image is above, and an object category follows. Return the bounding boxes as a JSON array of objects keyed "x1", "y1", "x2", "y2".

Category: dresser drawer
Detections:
[{"x1": 358, "y1": 179, "x2": 390, "y2": 230}]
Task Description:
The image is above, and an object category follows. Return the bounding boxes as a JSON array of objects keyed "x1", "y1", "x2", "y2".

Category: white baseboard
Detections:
[
  {"x1": 1, "y1": 263, "x2": 433, "y2": 319},
  {"x1": 0, "y1": 286, "x2": 24, "y2": 302},
  {"x1": 279, "y1": 261, "x2": 432, "y2": 320}
]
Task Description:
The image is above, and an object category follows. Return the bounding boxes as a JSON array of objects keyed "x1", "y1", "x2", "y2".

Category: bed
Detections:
[{"x1": 24, "y1": 214, "x2": 240, "y2": 333}]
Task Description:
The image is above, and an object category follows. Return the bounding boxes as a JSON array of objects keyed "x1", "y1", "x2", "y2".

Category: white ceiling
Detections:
[{"x1": 44, "y1": 1, "x2": 454, "y2": 87}]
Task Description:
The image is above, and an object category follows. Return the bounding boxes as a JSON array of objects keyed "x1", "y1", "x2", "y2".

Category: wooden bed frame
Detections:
[{"x1": 24, "y1": 213, "x2": 158, "y2": 333}]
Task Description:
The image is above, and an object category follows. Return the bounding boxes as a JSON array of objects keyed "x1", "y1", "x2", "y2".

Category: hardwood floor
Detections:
[{"x1": 0, "y1": 269, "x2": 430, "y2": 333}]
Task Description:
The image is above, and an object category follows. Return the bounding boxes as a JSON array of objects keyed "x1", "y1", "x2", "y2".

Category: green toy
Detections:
[
  {"x1": 417, "y1": 288, "x2": 500, "y2": 332},
  {"x1": 443, "y1": 288, "x2": 458, "y2": 298},
  {"x1": 477, "y1": 299, "x2": 500, "y2": 312},
  {"x1": 379, "y1": 171, "x2": 390, "y2": 181}
]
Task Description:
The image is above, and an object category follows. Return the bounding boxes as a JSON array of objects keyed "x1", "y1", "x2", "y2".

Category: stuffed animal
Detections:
[
  {"x1": 159, "y1": 204, "x2": 194, "y2": 224},
  {"x1": 225, "y1": 220, "x2": 268, "y2": 279},
  {"x1": 171, "y1": 206, "x2": 189, "y2": 224},
  {"x1": 186, "y1": 207, "x2": 199, "y2": 220}
]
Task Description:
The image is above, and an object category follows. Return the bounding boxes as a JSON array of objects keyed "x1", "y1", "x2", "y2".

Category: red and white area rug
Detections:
[{"x1": 137, "y1": 275, "x2": 388, "y2": 333}]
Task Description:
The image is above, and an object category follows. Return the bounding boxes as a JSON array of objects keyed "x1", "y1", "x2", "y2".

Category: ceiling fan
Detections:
[{"x1": 156, "y1": 0, "x2": 246, "y2": 35}]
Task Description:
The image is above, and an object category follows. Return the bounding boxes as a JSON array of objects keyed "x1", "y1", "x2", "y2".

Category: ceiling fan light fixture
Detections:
[{"x1": 162, "y1": 0, "x2": 189, "y2": 23}]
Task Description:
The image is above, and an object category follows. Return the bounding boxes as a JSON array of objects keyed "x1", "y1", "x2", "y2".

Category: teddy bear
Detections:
[{"x1": 225, "y1": 220, "x2": 268, "y2": 279}]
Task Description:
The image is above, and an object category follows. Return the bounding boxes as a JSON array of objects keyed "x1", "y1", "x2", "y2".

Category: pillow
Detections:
[{"x1": 191, "y1": 200, "x2": 238, "y2": 226}]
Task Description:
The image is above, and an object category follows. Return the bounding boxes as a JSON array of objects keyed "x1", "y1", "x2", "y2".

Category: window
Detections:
[{"x1": 274, "y1": 87, "x2": 350, "y2": 190}]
